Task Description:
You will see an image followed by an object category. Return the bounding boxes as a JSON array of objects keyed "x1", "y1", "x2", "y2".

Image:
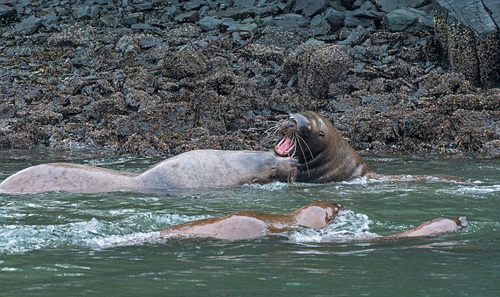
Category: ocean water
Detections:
[{"x1": 0, "y1": 148, "x2": 499, "y2": 296}]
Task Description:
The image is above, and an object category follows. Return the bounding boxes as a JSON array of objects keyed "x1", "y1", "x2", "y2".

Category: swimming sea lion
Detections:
[
  {"x1": 158, "y1": 201, "x2": 466, "y2": 241},
  {"x1": 273, "y1": 111, "x2": 467, "y2": 183},
  {"x1": 386, "y1": 216, "x2": 468, "y2": 238},
  {"x1": 0, "y1": 150, "x2": 297, "y2": 194},
  {"x1": 159, "y1": 201, "x2": 344, "y2": 240}
]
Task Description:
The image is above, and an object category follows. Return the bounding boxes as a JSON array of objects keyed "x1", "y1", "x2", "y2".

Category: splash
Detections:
[
  {"x1": 287, "y1": 210, "x2": 379, "y2": 243},
  {"x1": 243, "y1": 181, "x2": 289, "y2": 191}
]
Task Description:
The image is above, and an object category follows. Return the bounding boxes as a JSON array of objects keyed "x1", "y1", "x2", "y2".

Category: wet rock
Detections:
[
  {"x1": 294, "y1": 0, "x2": 327, "y2": 18},
  {"x1": 383, "y1": 8, "x2": 433, "y2": 32}
]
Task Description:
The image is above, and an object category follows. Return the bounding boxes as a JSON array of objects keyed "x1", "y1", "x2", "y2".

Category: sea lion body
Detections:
[
  {"x1": 0, "y1": 150, "x2": 297, "y2": 194},
  {"x1": 160, "y1": 201, "x2": 344, "y2": 240},
  {"x1": 274, "y1": 111, "x2": 371, "y2": 183},
  {"x1": 387, "y1": 216, "x2": 468, "y2": 238}
]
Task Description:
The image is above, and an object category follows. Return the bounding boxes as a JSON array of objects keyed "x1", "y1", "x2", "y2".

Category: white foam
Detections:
[
  {"x1": 287, "y1": 210, "x2": 379, "y2": 243},
  {"x1": 243, "y1": 181, "x2": 289, "y2": 191}
]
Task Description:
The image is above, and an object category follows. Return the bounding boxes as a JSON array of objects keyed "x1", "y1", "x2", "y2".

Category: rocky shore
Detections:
[{"x1": 0, "y1": 0, "x2": 499, "y2": 158}]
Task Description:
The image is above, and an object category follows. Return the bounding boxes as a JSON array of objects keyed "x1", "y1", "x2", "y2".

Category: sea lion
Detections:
[
  {"x1": 158, "y1": 201, "x2": 466, "y2": 241},
  {"x1": 159, "y1": 201, "x2": 344, "y2": 240},
  {"x1": 273, "y1": 111, "x2": 371, "y2": 182},
  {"x1": 273, "y1": 111, "x2": 466, "y2": 183},
  {"x1": 386, "y1": 216, "x2": 468, "y2": 238},
  {"x1": 0, "y1": 150, "x2": 297, "y2": 194}
]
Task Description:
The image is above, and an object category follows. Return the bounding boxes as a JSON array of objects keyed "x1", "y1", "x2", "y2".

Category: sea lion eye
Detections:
[{"x1": 319, "y1": 131, "x2": 325, "y2": 137}]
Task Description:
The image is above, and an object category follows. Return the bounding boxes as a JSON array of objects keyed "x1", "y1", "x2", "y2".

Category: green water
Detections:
[{"x1": 0, "y1": 149, "x2": 499, "y2": 296}]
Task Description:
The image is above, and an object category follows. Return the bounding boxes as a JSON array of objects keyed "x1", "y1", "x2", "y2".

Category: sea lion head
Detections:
[
  {"x1": 274, "y1": 111, "x2": 334, "y2": 164},
  {"x1": 287, "y1": 201, "x2": 344, "y2": 230}
]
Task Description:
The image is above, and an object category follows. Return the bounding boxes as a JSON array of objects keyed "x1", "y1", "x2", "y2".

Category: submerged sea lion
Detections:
[
  {"x1": 158, "y1": 201, "x2": 466, "y2": 241},
  {"x1": 0, "y1": 150, "x2": 297, "y2": 194},
  {"x1": 386, "y1": 216, "x2": 468, "y2": 238},
  {"x1": 160, "y1": 201, "x2": 344, "y2": 240},
  {"x1": 273, "y1": 111, "x2": 466, "y2": 183}
]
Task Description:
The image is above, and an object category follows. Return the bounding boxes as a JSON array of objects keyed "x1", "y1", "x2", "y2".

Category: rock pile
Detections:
[{"x1": 0, "y1": 0, "x2": 498, "y2": 157}]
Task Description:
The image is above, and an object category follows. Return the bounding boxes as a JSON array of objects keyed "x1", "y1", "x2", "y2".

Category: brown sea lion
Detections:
[
  {"x1": 273, "y1": 111, "x2": 371, "y2": 182},
  {"x1": 386, "y1": 216, "x2": 468, "y2": 238},
  {"x1": 273, "y1": 111, "x2": 467, "y2": 183},
  {"x1": 0, "y1": 150, "x2": 297, "y2": 194},
  {"x1": 159, "y1": 201, "x2": 344, "y2": 240}
]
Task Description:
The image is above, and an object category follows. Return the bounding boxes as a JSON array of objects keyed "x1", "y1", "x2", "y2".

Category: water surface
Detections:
[{"x1": 1, "y1": 149, "x2": 499, "y2": 296}]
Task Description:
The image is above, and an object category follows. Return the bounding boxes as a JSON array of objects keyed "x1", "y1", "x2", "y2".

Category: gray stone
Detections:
[
  {"x1": 226, "y1": 22, "x2": 258, "y2": 34},
  {"x1": 73, "y1": 5, "x2": 90, "y2": 19},
  {"x1": 436, "y1": 0, "x2": 499, "y2": 37},
  {"x1": 374, "y1": 0, "x2": 430, "y2": 12},
  {"x1": 310, "y1": 14, "x2": 332, "y2": 35},
  {"x1": 183, "y1": 0, "x2": 205, "y2": 11},
  {"x1": 382, "y1": 8, "x2": 433, "y2": 32},
  {"x1": 234, "y1": 0, "x2": 255, "y2": 7},
  {"x1": 294, "y1": 0, "x2": 327, "y2": 17},
  {"x1": 14, "y1": 16, "x2": 42, "y2": 35},
  {"x1": 174, "y1": 11, "x2": 199, "y2": 23},
  {"x1": 265, "y1": 13, "x2": 310, "y2": 29},
  {"x1": 198, "y1": 16, "x2": 223, "y2": 31},
  {"x1": 325, "y1": 8, "x2": 345, "y2": 31},
  {"x1": 100, "y1": 12, "x2": 121, "y2": 27},
  {"x1": 138, "y1": 36, "x2": 160, "y2": 49},
  {"x1": 123, "y1": 12, "x2": 143, "y2": 26}
]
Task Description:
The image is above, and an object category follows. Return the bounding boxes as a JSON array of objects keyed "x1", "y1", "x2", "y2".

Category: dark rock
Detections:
[
  {"x1": 310, "y1": 14, "x2": 333, "y2": 36},
  {"x1": 73, "y1": 5, "x2": 91, "y2": 19},
  {"x1": 226, "y1": 22, "x2": 258, "y2": 34},
  {"x1": 340, "y1": 0, "x2": 358, "y2": 10},
  {"x1": 265, "y1": 13, "x2": 310, "y2": 29},
  {"x1": 123, "y1": 12, "x2": 143, "y2": 26},
  {"x1": 13, "y1": 16, "x2": 42, "y2": 35},
  {"x1": 325, "y1": 8, "x2": 345, "y2": 31},
  {"x1": 183, "y1": 0, "x2": 205, "y2": 11},
  {"x1": 100, "y1": 12, "x2": 121, "y2": 27},
  {"x1": 234, "y1": 0, "x2": 255, "y2": 8},
  {"x1": 382, "y1": 8, "x2": 433, "y2": 32},
  {"x1": 198, "y1": 16, "x2": 223, "y2": 31},
  {"x1": 294, "y1": 0, "x2": 327, "y2": 18},
  {"x1": 138, "y1": 36, "x2": 160, "y2": 49},
  {"x1": 374, "y1": 0, "x2": 430, "y2": 12},
  {"x1": 212, "y1": 6, "x2": 274, "y2": 20},
  {"x1": 0, "y1": 4, "x2": 16, "y2": 26},
  {"x1": 436, "y1": 0, "x2": 499, "y2": 37},
  {"x1": 174, "y1": 11, "x2": 199, "y2": 23}
]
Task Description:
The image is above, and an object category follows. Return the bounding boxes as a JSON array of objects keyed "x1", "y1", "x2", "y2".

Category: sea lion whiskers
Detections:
[
  {"x1": 292, "y1": 131, "x2": 312, "y2": 178},
  {"x1": 260, "y1": 124, "x2": 281, "y2": 142}
]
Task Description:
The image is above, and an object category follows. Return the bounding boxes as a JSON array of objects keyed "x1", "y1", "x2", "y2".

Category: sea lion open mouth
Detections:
[{"x1": 274, "y1": 135, "x2": 296, "y2": 156}]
